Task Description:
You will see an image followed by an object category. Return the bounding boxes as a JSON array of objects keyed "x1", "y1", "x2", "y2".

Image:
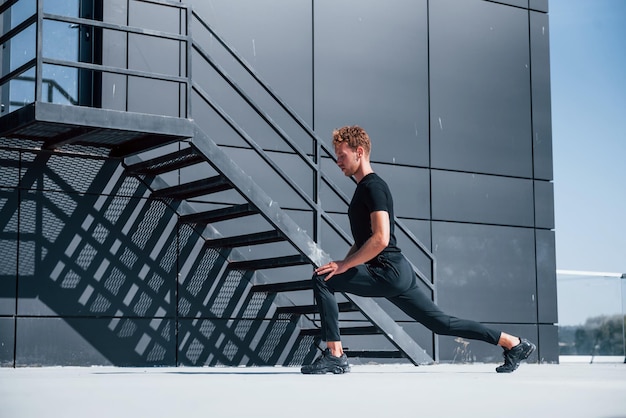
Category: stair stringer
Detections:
[{"x1": 125, "y1": 152, "x2": 304, "y2": 304}]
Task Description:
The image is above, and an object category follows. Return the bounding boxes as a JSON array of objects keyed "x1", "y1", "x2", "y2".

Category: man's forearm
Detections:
[
  {"x1": 341, "y1": 236, "x2": 387, "y2": 270},
  {"x1": 345, "y1": 244, "x2": 358, "y2": 258}
]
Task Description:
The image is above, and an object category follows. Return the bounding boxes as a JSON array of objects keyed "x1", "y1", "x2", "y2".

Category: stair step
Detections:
[
  {"x1": 344, "y1": 350, "x2": 405, "y2": 359},
  {"x1": 152, "y1": 176, "x2": 232, "y2": 199},
  {"x1": 110, "y1": 136, "x2": 183, "y2": 158},
  {"x1": 276, "y1": 302, "x2": 354, "y2": 315},
  {"x1": 301, "y1": 326, "x2": 381, "y2": 337},
  {"x1": 229, "y1": 254, "x2": 309, "y2": 271},
  {"x1": 126, "y1": 147, "x2": 204, "y2": 175},
  {"x1": 206, "y1": 230, "x2": 285, "y2": 248},
  {"x1": 179, "y1": 203, "x2": 258, "y2": 224},
  {"x1": 251, "y1": 280, "x2": 312, "y2": 293}
]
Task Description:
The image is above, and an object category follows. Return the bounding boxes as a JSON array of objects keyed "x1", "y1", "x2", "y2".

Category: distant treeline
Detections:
[{"x1": 559, "y1": 314, "x2": 626, "y2": 355}]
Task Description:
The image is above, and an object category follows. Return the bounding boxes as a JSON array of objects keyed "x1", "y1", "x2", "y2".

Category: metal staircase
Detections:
[
  {"x1": 123, "y1": 123, "x2": 434, "y2": 365},
  {"x1": 0, "y1": 0, "x2": 437, "y2": 365}
]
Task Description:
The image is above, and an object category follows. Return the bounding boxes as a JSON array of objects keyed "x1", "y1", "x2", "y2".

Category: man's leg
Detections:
[
  {"x1": 388, "y1": 285, "x2": 501, "y2": 344},
  {"x1": 302, "y1": 264, "x2": 402, "y2": 374},
  {"x1": 300, "y1": 273, "x2": 351, "y2": 374},
  {"x1": 388, "y1": 264, "x2": 535, "y2": 372},
  {"x1": 313, "y1": 263, "x2": 412, "y2": 345}
]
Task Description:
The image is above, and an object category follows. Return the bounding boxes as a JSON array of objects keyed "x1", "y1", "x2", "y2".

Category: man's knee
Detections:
[{"x1": 312, "y1": 272, "x2": 325, "y2": 288}]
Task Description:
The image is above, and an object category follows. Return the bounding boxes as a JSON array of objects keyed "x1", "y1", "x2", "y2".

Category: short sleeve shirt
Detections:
[{"x1": 348, "y1": 173, "x2": 400, "y2": 254}]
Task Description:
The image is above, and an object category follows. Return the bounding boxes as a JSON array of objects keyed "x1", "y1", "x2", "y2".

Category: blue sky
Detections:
[{"x1": 550, "y1": 0, "x2": 626, "y2": 274}]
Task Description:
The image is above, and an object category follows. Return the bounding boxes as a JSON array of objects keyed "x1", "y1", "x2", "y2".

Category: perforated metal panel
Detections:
[{"x1": 12, "y1": 122, "x2": 75, "y2": 139}]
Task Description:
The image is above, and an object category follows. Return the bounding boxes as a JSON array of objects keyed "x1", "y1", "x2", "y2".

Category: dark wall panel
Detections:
[
  {"x1": 267, "y1": 151, "x2": 315, "y2": 206},
  {"x1": 538, "y1": 324, "x2": 559, "y2": 363},
  {"x1": 20, "y1": 152, "x2": 109, "y2": 194},
  {"x1": 430, "y1": 0, "x2": 532, "y2": 177},
  {"x1": 16, "y1": 317, "x2": 175, "y2": 366},
  {"x1": 0, "y1": 317, "x2": 14, "y2": 366},
  {"x1": 315, "y1": 0, "x2": 429, "y2": 167},
  {"x1": 396, "y1": 219, "x2": 432, "y2": 280},
  {"x1": 17, "y1": 186, "x2": 178, "y2": 318},
  {"x1": 321, "y1": 213, "x2": 353, "y2": 260},
  {"x1": 102, "y1": 1, "x2": 129, "y2": 111},
  {"x1": 178, "y1": 318, "x2": 315, "y2": 367},
  {"x1": 128, "y1": 0, "x2": 182, "y2": 34},
  {"x1": 127, "y1": 77, "x2": 182, "y2": 117},
  {"x1": 529, "y1": 0, "x2": 549, "y2": 13},
  {"x1": 1, "y1": 152, "x2": 20, "y2": 316},
  {"x1": 190, "y1": 49, "x2": 301, "y2": 153},
  {"x1": 0, "y1": 188, "x2": 18, "y2": 315},
  {"x1": 189, "y1": 28, "x2": 313, "y2": 154},
  {"x1": 536, "y1": 229, "x2": 557, "y2": 323},
  {"x1": 189, "y1": 88, "x2": 251, "y2": 150},
  {"x1": 534, "y1": 180, "x2": 555, "y2": 229},
  {"x1": 0, "y1": 150, "x2": 20, "y2": 188},
  {"x1": 530, "y1": 11, "x2": 553, "y2": 180},
  {"x1": 433, "y1": 222, "x2": 537, "y2": 323},
  {"x1": 101, "y1": 1, "x2": 186, "y2": 114},
  {"x1": 103, "y1": 0, "x2": 127, "y2": 25},
  {"x1": 188, "y1": 0, "x2": 313, "y2": 127},
  {"x1": 438, "y1": 324, "x2": 538, "y2": 363},
  {"x1": 374, "y1": 163, "x2": 430, "y2": 219},
  {"x1": 398, "y1": 218, "x2": 431, "y2": 250},
  {"x1": 432, "y1": 170, "x2": 534, "y2": 226},
  {"x1": 221, "y1": 148, "x2": 310, "y2": 210},
  {"x1": 495, "y1": 0, "x2": 528, "y2": 8},
  {"x1": 178, "y1": 250, "x2": 255, "y2": 319}
]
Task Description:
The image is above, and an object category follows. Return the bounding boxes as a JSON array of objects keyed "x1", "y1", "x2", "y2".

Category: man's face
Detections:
[{"x1": 334, "y1": 142, "x2": 360, "y2": 177}]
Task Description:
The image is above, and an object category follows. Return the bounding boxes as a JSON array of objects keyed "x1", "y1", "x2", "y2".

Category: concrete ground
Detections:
[{"x1": 1, "y1": 361, "x2": 625, "y2": 418}]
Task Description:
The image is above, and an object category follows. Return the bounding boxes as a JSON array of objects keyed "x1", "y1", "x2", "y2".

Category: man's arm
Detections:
[
  {"x1": 345, "y1": 244, "x2": 358, "y2": 258},
  {"x1": 315, "y1": 210, "x2": 390, "y2": 281}
]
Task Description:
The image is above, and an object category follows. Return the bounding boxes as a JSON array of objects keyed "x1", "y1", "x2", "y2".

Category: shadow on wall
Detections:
[{"x1": 0, "y1": 148, "x2": 318, "y2": 366}]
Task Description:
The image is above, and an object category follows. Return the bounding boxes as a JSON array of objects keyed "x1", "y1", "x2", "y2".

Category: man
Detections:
[{"x1": 300, "y1": 125, "x2": 535, "y2": 375}]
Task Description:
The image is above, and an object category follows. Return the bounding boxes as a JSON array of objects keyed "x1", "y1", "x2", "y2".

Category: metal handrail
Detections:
[
  {"x1": 1, "y1": 0, "x2": 190, "y2": 116},
  {"x1": 189, "y1": 10, "x2": 435, "y2": 287},
  {"x1": 190, "y1": 79, "x2": 359, "y2": 266},
  {"x1": 42, "y1": 12, "x2": 188, "y2": 43},
  {"x1": 14, "y1": 76, "x2": 78, "y2": 105}
]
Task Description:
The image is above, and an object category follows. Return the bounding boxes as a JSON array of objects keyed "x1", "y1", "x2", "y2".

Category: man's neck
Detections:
[{"x1": 354, "y1": 163, "x2": 374, "y2": 183}]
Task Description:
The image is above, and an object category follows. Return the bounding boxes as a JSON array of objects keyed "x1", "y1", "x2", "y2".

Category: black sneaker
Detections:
[
  {"x1": 301, "y1": 348, "x2": 350, "y2": 374},
  {"x1": 496, "y1": 338, "x2": 536, "y2": 373}
]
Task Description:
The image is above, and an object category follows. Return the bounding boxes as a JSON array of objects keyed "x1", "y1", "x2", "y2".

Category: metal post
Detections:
[
  {"x1": 35, "y1": 0, "x2": 43, "y2": 102},
  {"x1": 185, "y1": 5, "x2": 192, "y2": 119}
]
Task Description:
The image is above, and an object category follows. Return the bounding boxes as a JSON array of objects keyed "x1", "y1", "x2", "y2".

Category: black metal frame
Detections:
[{"x1": 0, "y1": 0, "x2": 190, "y2": 117}]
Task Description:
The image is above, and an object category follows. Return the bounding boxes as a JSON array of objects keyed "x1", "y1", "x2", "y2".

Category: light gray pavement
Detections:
[{"x1": 2, "y1": 362, "x2": 625, "y2": 418}]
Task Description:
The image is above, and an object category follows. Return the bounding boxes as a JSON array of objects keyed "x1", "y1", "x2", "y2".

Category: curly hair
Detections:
[{"x1": 332, "y1": 125, "x2": 371, "y2": 155}]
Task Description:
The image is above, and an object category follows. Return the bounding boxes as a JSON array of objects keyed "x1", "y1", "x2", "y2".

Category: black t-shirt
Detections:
[{"x1": 348, "y1": 172, "x2": 401, "y2": 257}]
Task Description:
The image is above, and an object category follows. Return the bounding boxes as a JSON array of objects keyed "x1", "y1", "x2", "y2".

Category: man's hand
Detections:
[
  {"x1": 315, "y1": 260, "x2": 348, "y2": 281},
  {"x1": 314, "y1": 211, "x2": 390, "y2": 282}
]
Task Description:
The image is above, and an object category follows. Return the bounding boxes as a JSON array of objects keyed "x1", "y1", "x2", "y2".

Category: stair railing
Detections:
[
  {"x1": 0, "y1": 0, "x2": 190, "y2": 117},
  {"x1": 189, "y1": 9, "x2": 435, "y2": 293}
]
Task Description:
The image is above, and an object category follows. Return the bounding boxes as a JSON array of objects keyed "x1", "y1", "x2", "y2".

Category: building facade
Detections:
[{"x1": 0, "y1": 0, "x2": 556, "y2": 367}]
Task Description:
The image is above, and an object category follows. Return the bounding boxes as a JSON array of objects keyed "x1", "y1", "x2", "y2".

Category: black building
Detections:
[{"x1": 0, "y1": 0, "x2": 556, "y2": 367}]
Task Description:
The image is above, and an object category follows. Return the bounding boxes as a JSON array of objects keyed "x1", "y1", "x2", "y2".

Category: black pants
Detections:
[{"x1": 313, "y1": 251, "x2": 501, "y2": 345}]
